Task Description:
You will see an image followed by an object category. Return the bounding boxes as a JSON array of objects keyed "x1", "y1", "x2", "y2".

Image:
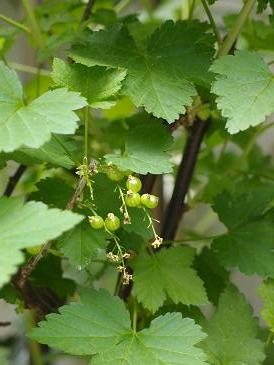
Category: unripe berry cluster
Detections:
[
  {"x1": 87, "y1": 166, "x2": 163, "y2": 286},
  {"x1": 89, "y1": 212, "x2": 120, "y2": 232}
]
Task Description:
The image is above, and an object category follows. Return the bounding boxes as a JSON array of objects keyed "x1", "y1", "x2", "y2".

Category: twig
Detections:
[
  {"x1": 21, "y1": 0, "x2": 45, "y2": 49},
  {"x1": 200, "y1": 0, "x2": 222, "y2": 47},
  {"x1": 0, "y1": 13, "x2": 30, "y2": 33},
  {"x1": 0, "y1": 322, "x2": 11, "y2": 327},
  {"x1": 161, "y1": 119, "x2": 209, "y2": 241},
  {"x1": 218, "y1": 0, "x2": 256, "y2": 56},
  {"x1": 12, "y1": 170, "x2": 88, "y2": 317},
  {"x1": 13, "y1": 161, "x2": 95, "y2": 296},
  {"x1": 8, "y1": 62, "x2": 50, "y2": 76},
  {"x1": 81, "y1": 0, "x2": 96, "y2": 22},
  {"x1": 3, "y1": 165, "x2": 27, "y2": 197}
]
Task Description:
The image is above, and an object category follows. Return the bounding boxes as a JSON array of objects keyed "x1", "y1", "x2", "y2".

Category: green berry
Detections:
[
  {"x1": 141, "y1": 194, "x2": 159, "y2": 209},
  {"x1": 125, "y1": 191, "x2": 141, "y2": 207},
  {"x1": 106, "y1": 166, "x2": 124, "y2": 181},
  {"x1": 105, "y1": 213, "x2": 121, "y2": 231},
  {"x1": 126, "y1": 175, "x2": 142, "y2": 193},
  {"x1": 89, "y1": 215, "x2": 104, "y2": 229}
]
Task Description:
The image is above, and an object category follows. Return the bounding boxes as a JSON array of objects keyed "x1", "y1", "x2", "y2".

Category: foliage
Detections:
[
  {"x1": 200, "y1": 286, "x2": 265, "y2": 365},
  {"x1": 0, "y1": 0, "x2": 274, "y2": 364},
  {"x1": 31, "y1": 288, "x2": 207, "y2": 365}
]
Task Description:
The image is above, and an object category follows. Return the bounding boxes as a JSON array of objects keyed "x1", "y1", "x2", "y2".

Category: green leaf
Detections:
[
  {"x1": 58, "y1": 220, "x2": 108, "y2": 269},
  {"x1": 210, "y1": 50, "x2": 274, "y2": 134},
  {"x1": 31, "y1": 288, "x2": 207, "y2": 365},
  {"x1": 70, "y1": 20, "x2": 214, "y2": 122},
  {"x1": 224, "y1": 16, "x2": 274, "y2": 51},
  {"x1": 17, "y1": 136, "x2": 76, "y2": 168},
  {"x1": 0, "y1": 62, "x2": 86, "y2": 152},
  {"x1": 194, "y1": 248, "x2": 229, "y2": 305},
  {"x1": 30, "y1": 177, "x2": 73, "y2": 209},
  {"x1": 0, "y1": 197, "x2": 83, "y2": 288},
  {"x1": 259, "y1": 278, "x2": 274, "y2": 332},
  {"x1": 212, "y1": 185, "x2": 274, "y2": 276},
  {"x1": 52, "y1": 58, "x2": 126, "y2": 109},
  {"x1": 132, "y1": 247, "x2": 208, "y2": 313},
  {"x1": 200, "y1": 286, "x2": 265, "y2": 365},
  {"x1": 105, "y1": 119, "x2": 173, "y2": 174},
  {"x1": 5, "y1": 136, "x2": 77, "y2": 169},
  {"x1": 257, "y1": 0, "x2": 274, "y2": 16},
  {"x1": 31, "y1": 255, "x2": 75, "y2": 300}
]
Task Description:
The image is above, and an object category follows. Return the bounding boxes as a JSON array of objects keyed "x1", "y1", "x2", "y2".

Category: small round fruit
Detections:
[
  {"x1": 89, "y1": 215, "x2": 104, "y2": 229},
  {"x1": 126, "y1": 175, "x2": 142, "y2": 193},
  {"x1": 105, "y1": 213, "x2": 121, "y2": 231},
  {"x1": 26, "y1": 245, "x2": 43, "y2": 255},
  {"x1": 141, "y1": 194, "x2": 159, "y2": 209},
  {"x1": 125, "y1": 191, "x2": 141, "y2": 207},
  {"x1": 106, "y1": 167, "x2": 124, "y2": 181}
]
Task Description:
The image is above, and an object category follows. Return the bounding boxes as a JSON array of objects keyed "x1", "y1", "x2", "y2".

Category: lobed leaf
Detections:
[
  {"x1": 0, "y1": 62, "x2": 86, "y2": 152},
  {"x1": 31, "y1": 288, "x2": 207, "y2": 365},
  {"x1": 0, "y1": 197, "x2": 83, "y2": 288},
  {"x1": 201, "y1": 286, "x2": 265, "y2": 365},
  {"x1": 70, "y1": 20, "x2": 215, "y2": 122},
  {"x1": 132, "y1": 247, "x2": 208, "y2": 312},
  {"x1": 211, "y1": 51, "x2": 274, "y2": 134},
  {"x1": 212, "y1": 184, "x2": 274, "y2": 276}
]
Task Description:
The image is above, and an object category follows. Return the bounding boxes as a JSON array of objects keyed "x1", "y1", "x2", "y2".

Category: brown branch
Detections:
[
  {"x1": 14, "y1": 166, "x2": 92, "y2": 289},
  {"x1": 81, "y1": 0, "x2": 96, "y2": 22},
  {"x1": 161, "y1": 118, "x2": 210, "y2": 241},
  {"x1": 141, "y1": 174, "x2": 157, "y2": 194},
  {"x1": 3, "y1": 164, "x2": 26, "y2": 197},
  {"x1": 13, "y1": 161, "x2": 96, "y2": 314},
  {"x1": 0, "y1": 322, "x2": 11, "y2": 327}
]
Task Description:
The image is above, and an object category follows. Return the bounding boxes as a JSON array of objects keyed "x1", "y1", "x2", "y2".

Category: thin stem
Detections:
[
  {"x1": 81, "y1": 0, "x2": 96, "y2": 22},
  {"x1": 8, "y1": 62, "x2": 50, "y2": 76},
  {"x1": 217, "y1": 139, "x2": 228, "y2": 163},
  {"x1": 189, "y1": 0, "x2": 196, "y2": 20},
  {"x1": 181, "y1": 0, "x2": 190, "y2": 19},
  {"x1": 117, "y1": 185, "x2": 131, "y2": 224},
  {"x1": 218, "y1": 0, "x2": 256, "y2": 57},
  {"x1": 3, "y1": 165, "x2": 26, "y2": 197},
  {"x1": 21, "y1": 0, "x2": 44, "y2": 49},
  {"x1": 14, "y1": 163, "x2": 95, "y2": 291},
  {"x1": 266, "y1": 332, "x2": 274, "y2": 348},
  {"x1": 132, "y1": 305, "x2": 138, "y2": 334},
  {"x1": 115, "y1": 0, "x2": 132, "y2": 13},
  {"x1": 84, "y1": 107, "x2": 89, "y2": 159},
  {"x1": 200, "y1": 0, "x2": 222, "y2": 47},
  {"x1": 142, "y1": 207, "x2": 157, "y2": 238},
  {"x1": 0, "y1": 13, "x2": 30, "y2": 33},
  {"x1": 52, "y1": 135, "x2": 79, "y2": 166},
  {"x1": 25, "y1": 311, "x2": 44, "y2": 365}
]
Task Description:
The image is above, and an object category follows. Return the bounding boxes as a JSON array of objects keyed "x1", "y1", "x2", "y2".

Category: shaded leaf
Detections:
[
  {"x1": 200, "y1": 286, "x2": 265, "y2": 365},
  {"x1": 52, "y1": 58, "x2": 126, "y2": 109},
  {"x1": 31, "y1": 288, "x2": 207, "y2": 365},
  {"x1": 0, "y1": 197, "x2": 83, "y2": 288},
  {"x1": 70, "y1": 21, "x2": 214, "y2": 122},
  {"x1": 211, "y1": 51, "x2": 274, "y2": 134},
  {"x1": 132, "y1": 247, "x2": 208, "y2": 313}
]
